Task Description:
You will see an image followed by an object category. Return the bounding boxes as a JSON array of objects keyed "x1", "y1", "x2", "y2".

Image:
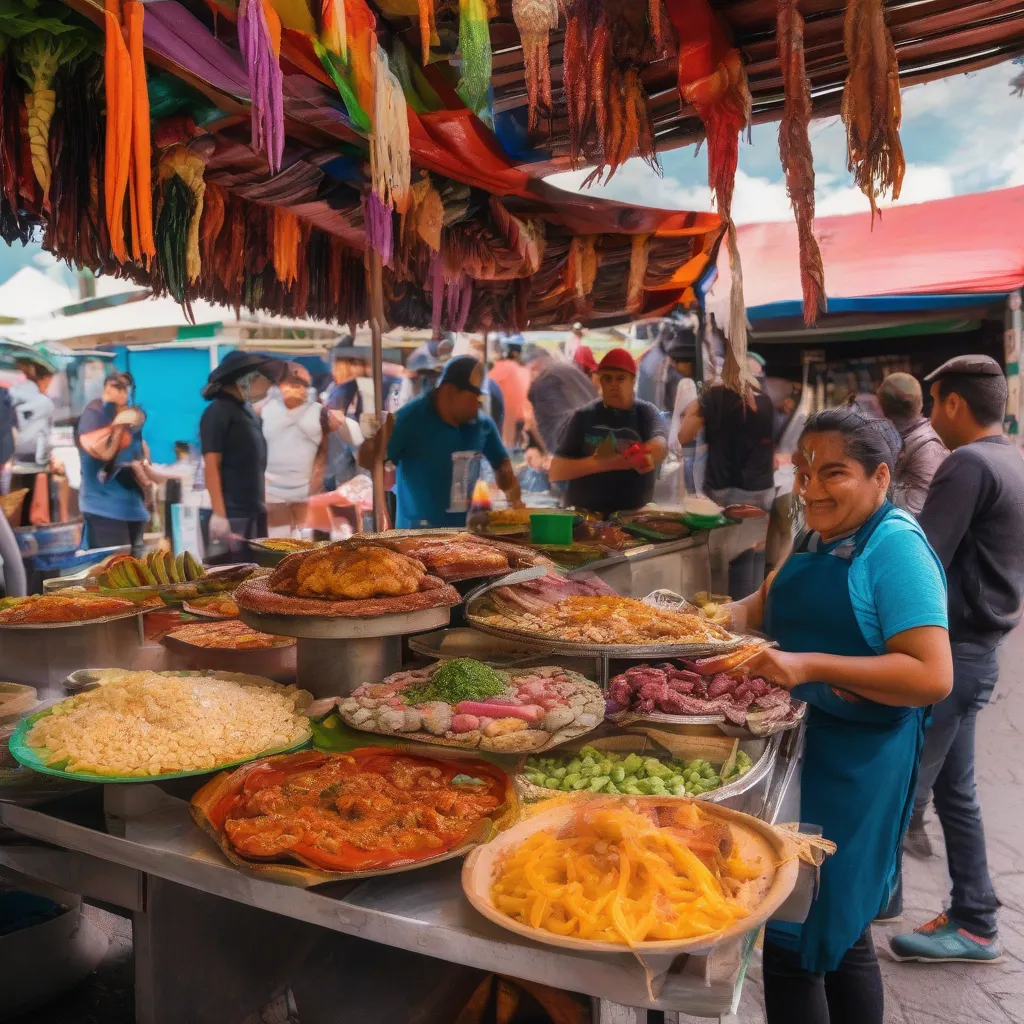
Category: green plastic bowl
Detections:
[{"x1": 529, "y1": 513, "x2": 575, "y2": 545}]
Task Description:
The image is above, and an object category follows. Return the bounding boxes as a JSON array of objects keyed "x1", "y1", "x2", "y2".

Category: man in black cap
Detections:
[
  {"x1": 199, "y1": 351, "x2": 285, "y2": 557},
  {"x1": 359, "y1": 355, "x2": 521, "y2": 528},
  {"x1": 891, "y1": 354, "x2": 1024, "y2": 964}
]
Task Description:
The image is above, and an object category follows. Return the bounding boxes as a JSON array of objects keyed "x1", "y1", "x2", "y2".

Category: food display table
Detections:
[
  {"x1": 0, "y1": 725, "x2": 801, "y2": 1024},
  {"x1": 570, "y1": 520, "x2": 770, "y2": 600}
]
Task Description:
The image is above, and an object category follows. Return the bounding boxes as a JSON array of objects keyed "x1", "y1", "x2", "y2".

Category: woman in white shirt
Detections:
[{"x1": 261, "y1": 368, "x2": 358, "y2": 537}]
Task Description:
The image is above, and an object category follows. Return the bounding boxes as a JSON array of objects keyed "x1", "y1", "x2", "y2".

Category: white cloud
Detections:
[
  {"x1": 548, "y1": 160, "x2": 955, "y2": 224},
  {"x1": 547, "y1": 59, "x2": 1024, "y2": 225}
]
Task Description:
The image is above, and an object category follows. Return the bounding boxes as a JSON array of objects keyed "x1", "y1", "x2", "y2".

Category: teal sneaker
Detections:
[{"x1": 889, "y1": 913, "x2": 1003, "y2": 964}]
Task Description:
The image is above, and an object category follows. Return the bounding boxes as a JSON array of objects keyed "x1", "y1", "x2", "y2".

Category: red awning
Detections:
[{"x1": 716, "y1": 185, "x2": 1024, "y2": 310}]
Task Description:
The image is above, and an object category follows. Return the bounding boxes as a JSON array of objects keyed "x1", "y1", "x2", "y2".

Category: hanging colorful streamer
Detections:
[
  {"x1": 103, "y1": 0, "x2": 132, "y2": 263},
  {"x1": 416, "y1": 0, "x2": 437, "y2": 65},
  {"x1": 320, "y1": 0, "x2": 346, "y2": 62},
  {"x1": 237, "y1": 0, "x2": 285, "y2": 174},
  {"x1": 158, "y1": 145, "x2": 206, "y2": 286},
  {"x1": 370, "y1": 44, "x2": 411, "y2": 214},
  {"x1": 626, "y1": 233, "x2": 650, "y2": 314},
  {"x1": 457, "y1": 0, "x2": 493, "y2": 113},
  {"x1": 666, "y1": 0, "x2": 751, "y2": 393},
  {"x1": 777, "y1": 0, "x2": 824, "y2": 326}
]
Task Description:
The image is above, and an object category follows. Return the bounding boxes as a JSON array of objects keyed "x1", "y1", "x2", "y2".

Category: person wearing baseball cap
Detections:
[
  {"x1": 548, "y1": 347, "x2": 667, "y2": 516},
  {"x1": 358, "y1": 355, "x2": 522, "y2": 527},
  {"x1": 678, "y1": 352, "x2": 776, "y2": 598},
  {"x1": 890, "y1": 355, "x2": 1024, "y2": 964},
  {"x1": 876, "y1": 372, "x2": 949, "y2": 516}
]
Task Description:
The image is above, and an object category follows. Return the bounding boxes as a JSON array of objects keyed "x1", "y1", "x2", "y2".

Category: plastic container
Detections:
[
  {"x1": 529, "y1": 512, "x2": 574, "y2": 545},
  {"x1": 14, "y1": 520, "x2": 84, "y2": 558}
]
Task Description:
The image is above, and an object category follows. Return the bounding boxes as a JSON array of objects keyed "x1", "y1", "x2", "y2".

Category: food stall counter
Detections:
[
  {"x1": 567, "y1": 519, "x2": 770, "y2": 599},
  {"x1": 0, "y1": 726, "x2": 799, "y2": 1024}
]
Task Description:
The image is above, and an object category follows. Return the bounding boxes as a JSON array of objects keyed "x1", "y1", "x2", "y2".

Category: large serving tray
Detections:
[
  {"x1": 239, "y1": 604, "x2": 451, "y2": 640},
  {"x1": 463, "y1": 617, "x2": 751, "y2": 660}
]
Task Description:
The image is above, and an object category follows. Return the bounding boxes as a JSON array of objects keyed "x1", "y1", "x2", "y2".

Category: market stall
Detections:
[{"x1": 1, "y1": 537, "x2": 812, "y2": 1023}]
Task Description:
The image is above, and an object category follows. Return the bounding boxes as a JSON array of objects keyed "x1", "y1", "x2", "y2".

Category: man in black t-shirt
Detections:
[
  {"x1": 678, "y1": 354, "x2": 775, "y2": 597},
  {"x1": 549, "y1": 348, "x2": 667, "y2": 516},
  {"x1": 891, "y1": 354, "x2": 1024, "y2": 965}
]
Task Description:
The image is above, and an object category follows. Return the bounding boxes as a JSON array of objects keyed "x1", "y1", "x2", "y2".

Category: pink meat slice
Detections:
[{"x1": 454, "y1": 701, "x2": 544, "y2": 722}]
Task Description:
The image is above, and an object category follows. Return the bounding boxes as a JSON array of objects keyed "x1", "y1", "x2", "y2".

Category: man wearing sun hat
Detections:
[{"x1": 549, "y1": 347, "x2": 667, "y2": 516}]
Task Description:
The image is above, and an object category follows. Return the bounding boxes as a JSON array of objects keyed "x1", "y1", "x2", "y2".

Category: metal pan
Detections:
[{"x1": 161, "y1": 633, "x2": 297, "y2": 682}]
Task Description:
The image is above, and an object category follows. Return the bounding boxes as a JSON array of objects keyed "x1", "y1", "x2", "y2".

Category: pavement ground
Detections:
[{"x1": 10, "y1": 623, "x2": 1024, "y2": 1024}]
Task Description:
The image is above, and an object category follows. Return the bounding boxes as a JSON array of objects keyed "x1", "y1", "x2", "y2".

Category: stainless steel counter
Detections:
[
  {"x1": 569, "y1": 520, "x2": 770, "y2": 599},
  {"x1": 0, "y1": 726, "x2": 800, "y2": 1024}
]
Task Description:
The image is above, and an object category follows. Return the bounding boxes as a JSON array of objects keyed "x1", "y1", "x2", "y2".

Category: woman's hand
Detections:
[{"x1": 744, "y1": 648, "x2": 810, "y2": 690}]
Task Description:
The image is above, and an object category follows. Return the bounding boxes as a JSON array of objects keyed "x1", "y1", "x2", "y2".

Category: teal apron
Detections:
[{"x1": 764, "y1": 501, "x2": 925, "y2": 973}]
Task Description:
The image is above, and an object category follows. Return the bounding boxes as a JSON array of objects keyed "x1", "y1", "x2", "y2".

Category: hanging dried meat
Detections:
[
  {"x1": 841, "y1": 0, "x2": 904, "y2": 219},
  {"x1": 777, "y1": 0, "x2": 824, "y2": 326},
  {"x1": 561, "y1": 0, "x2": 661, "y2": 183},
  {"x1": 512, "y1": 0, "x2": 559, "y2": 134}
]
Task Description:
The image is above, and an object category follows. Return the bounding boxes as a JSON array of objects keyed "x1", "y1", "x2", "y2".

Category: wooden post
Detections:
[{"x1": 367, "y1": 249, "x2": 388, "y2": 532}]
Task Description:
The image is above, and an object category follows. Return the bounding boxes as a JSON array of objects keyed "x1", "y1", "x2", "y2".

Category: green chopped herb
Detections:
[{"x1": 404, "y1": 658, "x2": 507, "y2": 706}]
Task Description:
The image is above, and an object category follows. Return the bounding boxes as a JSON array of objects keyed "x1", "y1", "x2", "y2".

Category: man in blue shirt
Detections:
[{"x1": 359, "y1": 356, "x2": 522, "y2": 528}]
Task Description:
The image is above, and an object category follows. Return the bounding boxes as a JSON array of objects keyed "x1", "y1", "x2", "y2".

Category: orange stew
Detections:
[{"x1": 209, "y1": 749, "x2": 510, "y2": 873}]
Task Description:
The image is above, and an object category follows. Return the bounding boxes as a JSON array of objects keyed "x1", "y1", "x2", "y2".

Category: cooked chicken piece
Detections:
[{"x1": 268, "y1": 543, "x2": 426, "y2": 601}]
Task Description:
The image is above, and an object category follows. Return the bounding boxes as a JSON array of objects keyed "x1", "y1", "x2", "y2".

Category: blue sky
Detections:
[{"x1": 550, "y1": 59, "x2": 1024, "y2": 223}]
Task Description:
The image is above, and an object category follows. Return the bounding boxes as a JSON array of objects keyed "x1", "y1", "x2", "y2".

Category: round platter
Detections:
[
  {"x1": 7, "y1": 711, "x2": 312, "y2": 784},
  {"x1": 464, "y1": 616, "x2": 750, "y2": 660},
  {"x1": 181, "y1": 600, "x2": 237, "y2": 620},
  {"x1": 239, "y1": 603, "x2": 451, "y2": 640},
  {"x1": 462, "y1": 798, "x2": 799, "y2": 956}
]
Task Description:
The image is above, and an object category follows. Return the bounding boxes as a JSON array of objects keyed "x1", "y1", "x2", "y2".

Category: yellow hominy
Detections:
[{"x1": 26, "y1": 673, "x2": 309, "y2": 776}]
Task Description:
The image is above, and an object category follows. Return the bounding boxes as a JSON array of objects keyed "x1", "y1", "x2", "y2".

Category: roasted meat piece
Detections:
[
  {"x1": 384, "y1": 536, "x2": 510, "y2": 579},
  {"x1": 268, "y1": 543, "x2": 426, "y2": 601}
]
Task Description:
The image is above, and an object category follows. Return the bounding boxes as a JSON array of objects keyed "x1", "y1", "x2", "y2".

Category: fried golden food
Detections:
[
  {"x1": 268, "y1": 542, "x2": 426, "y2": 601},
  {"x1": 382, "y1": 535, "x2": 510, "y2": 579},
  {"x1": 256, "y1": 538, "x2": 317, "y2": 553},
  {"x1": 0, "y1": 592, "x2": 136, "y2": 625}
]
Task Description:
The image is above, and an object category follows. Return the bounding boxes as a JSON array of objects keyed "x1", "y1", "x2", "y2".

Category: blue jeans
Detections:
[{"x1": 913, "y1": 641, "x2": 1001, "y2": 936}]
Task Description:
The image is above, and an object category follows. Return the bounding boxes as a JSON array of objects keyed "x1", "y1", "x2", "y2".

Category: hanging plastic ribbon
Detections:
[
  {"x1": 777, "y1": 0, "x2": 825, "y2": 326},
  {"x1": 665, "y1": 0, "x2": 751, "y2": 394},
  {"x1": 237, "y1": 0, "x2": 285, "y2": 174},
  {"x1": 511, "y1": 0, "x2": 559, "y2": 133},
  {"x1": 370, "y1": 44, "x2": 411, "y2": 214},
  {"x1": 363, "y1": 190, "x2": 395, "y2": 267},
  {"x1": 417, "y1": 0, "x2": 437, "y2": 65},
  {"x1": 626, "y1": 234, "x2": 650, "y2": 314},
  {"x1": 457, "y1": 0, "x2": 494, "y2": 113},
  {"x1": 314, "y1": 0, "x2": 372, "y2": 132}
]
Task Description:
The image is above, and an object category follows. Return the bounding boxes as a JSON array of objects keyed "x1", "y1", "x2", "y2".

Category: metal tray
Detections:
[
  {"x1": 239, "y1": 604, "x2": 451, "y2": 640},
  {"x1": 406, "y1": 628, "x2": 546, "y2": 667},
  {"x1": 0, "y1": 607, "x2": 142, "y2": 631},
  {"x1": 161, "y1": 633, "x2": 297, "y2": 683},
  {"x1": 465, "y1": 616, "x2": 749, "y2": 660}
]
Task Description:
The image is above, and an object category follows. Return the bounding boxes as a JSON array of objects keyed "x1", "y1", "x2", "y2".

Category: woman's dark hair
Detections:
[{"x1": 800, "y1": 407, "x2": 903, "y2": 476}]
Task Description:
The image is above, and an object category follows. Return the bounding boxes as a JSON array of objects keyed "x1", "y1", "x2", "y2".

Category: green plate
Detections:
[
  {"x1": 620, "y1": 522, "x2": 692, "y2": 543},
  {"x1": 682, "y1": 512, "x2": 729, "y2": 530},
  {"x1": 8, "y1": 708, "x2": 312, "y2": 784}
]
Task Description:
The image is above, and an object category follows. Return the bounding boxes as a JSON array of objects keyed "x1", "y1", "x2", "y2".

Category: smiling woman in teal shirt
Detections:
[{"x1": 732, "y1": 407, "x2": 952, "y2": 1024}]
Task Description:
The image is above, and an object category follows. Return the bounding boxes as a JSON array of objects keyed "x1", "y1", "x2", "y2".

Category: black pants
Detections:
[
  {"x1": 84, "y1": 513, "x2": 146, "y2": 558},
  {"x1": 914, "y1": 641, "x2": 1000, "y2": 935},
  {"x1": 763, "y1": 931, "x2": 883, "y2": 1024}
]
